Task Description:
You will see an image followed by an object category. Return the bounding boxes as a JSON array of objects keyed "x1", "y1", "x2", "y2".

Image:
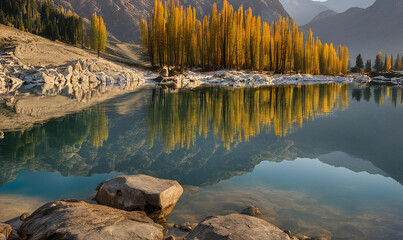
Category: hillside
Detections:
[
  {"x1": 53, "y1": 0, "x2": 289, "y2": 44},
  {"x1": 304, "y1": 0, "x2": 403, "y2": 60},
  {"x1": 280, "y1": 0, "x2": 375, "y2": 26},
  {"x1": 0, "y1": 24, "x2": 148, "y2": 131},
  {"x1": 322, "y1": 0, "x2": 375, "y2": 13},
  {"x1": 279, "y1": 0, "x2": 328, "y2": 25}
]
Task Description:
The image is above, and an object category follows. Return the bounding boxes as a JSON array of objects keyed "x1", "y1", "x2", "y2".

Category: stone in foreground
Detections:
[
  {"x1": 18, "y1": 200, "x2": 163, "y2": 240},
  {"x1": 94, "y1": 175, "x2": 183, "y2": 222},
  {"x1": 0, "y1": 223, "x2": 12, "y2": 239},
  {"x1": 186, "y1": 213, "x2": 291, "y2": 240}
]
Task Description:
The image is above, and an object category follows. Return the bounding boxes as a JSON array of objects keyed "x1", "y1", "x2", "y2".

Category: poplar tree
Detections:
[
  {"x1": 90, "y1": 13, "x2": 107, "y2": 57},
  {"x1": 386, "y1": 56, "x2": 392, "y2": 72},
  {"x1": 90, "y1": 13, "x2": 99, "y2": 50},
  {"x1": 98, "y1": 16, "x2": 107, "y2": 56},
  {"x1": 139, "y1": 0, "x2": 349, "y2": 75}
]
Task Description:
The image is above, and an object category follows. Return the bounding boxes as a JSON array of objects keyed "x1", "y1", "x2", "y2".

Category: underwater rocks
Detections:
[{"x1": 4, "y1": 174, "x2": 320, "y2": 240}]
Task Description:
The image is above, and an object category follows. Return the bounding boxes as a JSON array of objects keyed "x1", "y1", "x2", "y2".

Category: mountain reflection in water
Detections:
[
  {"x1": 0, "y1": 84, "x2": 403, "y2": 186},
  {"x1": 1, "y1": 84, "x2": 403, "y2": 239}
]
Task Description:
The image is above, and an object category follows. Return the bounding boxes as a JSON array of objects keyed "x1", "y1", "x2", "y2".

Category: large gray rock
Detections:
[
  {"x1": 94, "y1": 175, "x2": 183, "y2": 222},
  {"x1": 18, "y1": 200, "x2": 163, "y2": 240},
  {"x1": 186, "y1": 213, "x2": 291, "y2": 240}
]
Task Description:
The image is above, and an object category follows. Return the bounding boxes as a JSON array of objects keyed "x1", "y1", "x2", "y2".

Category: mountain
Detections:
[
  {"x1": 321, "y1": 0, "x2": 376, "y2": 13},
  {"x1": 280, "y1": 0, "x2": 375, "y2": 26},
  {"x1": 304, "y1": 0, "x2": 403, "y2": 60},
  {"x1": 53, "y1": 0, "x2": 289, "y2": 44},
  {"x1": 279, "y1": 0, "x2": 328, "y2": 25},
  {"x1": 309, "y1": 9, "x2": 336, "y2": 23}
]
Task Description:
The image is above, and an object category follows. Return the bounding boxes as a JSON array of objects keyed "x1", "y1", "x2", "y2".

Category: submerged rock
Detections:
[
  {"x1": 18, "y1": 200, "x2": 163, "y2": 240},
  {"x1": 186, "y1": 213, "x2": 291, "y2": 240},
  {"x1": 94, "y1": 174, "x2": 183, "y2": 222},
  {"x1": 241, "y1": 205, "x2": 261, "y2": 216}
]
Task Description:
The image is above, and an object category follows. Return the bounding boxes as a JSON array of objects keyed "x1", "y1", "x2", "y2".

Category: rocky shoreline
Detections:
[
  {"x1": 0, "y1": 51, "x2": 157, "y2": 131},
  {"x1": 0, "y1": 52, "x2": 371, "y2": 132},
  {"x1": 0, "y1": 174, "x2": 319, "y2": 240}
]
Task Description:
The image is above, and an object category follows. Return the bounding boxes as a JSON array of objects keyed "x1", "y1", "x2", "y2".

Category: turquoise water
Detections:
[{"x1": 0, "y1": 84, "x2": 402, "y2": 239}]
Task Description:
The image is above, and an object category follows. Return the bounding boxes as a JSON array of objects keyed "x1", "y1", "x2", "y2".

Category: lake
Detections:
[{"x1": 1, "y1": 84, "x2": 402, "y2": 240}]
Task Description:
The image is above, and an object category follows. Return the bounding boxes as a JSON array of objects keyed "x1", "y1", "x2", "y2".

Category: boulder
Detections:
[
  {"x1": 18, "y1": 200, "x2": 163, "y2": 240},
  {"x1": 94, "y1": 175, "x2": 183, "y2": 222},
  {"x1": 0, "y1": 223, "x2": 12, "y2": 239},
  {"x1": 160, "y1": 67, "x2": 169, "y2": 77},
  {"x1": 186, "y1": 214, "x2": 291, "y2": 240},
  {"x1": 5, "y1": 217, "x2": 23, "y2": 240}
]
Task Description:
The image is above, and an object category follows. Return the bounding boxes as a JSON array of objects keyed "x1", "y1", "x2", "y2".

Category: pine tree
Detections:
[
  {"x1": 355, "y1": 54, "x2": 364, "y2": 73},
  {"x1": 374, "y1": 51, "x2": 383, "y2": 72},
  {"x1": 365, "y1": 59, "x2": 372, "y2": 72},
  {"x1": 395, "y1": 53, "x2": 402, "y2": 70}
]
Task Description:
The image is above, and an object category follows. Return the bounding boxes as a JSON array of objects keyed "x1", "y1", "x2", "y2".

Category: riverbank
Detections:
[
  {"x1": 0, "y1": 24, "x2": 372, "y2": 132},
  {"x1": 0, "y1": 52, "x2": 368, "y2": 132}
]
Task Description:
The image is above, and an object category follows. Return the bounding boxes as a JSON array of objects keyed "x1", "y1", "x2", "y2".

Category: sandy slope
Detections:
[
  {"x1": 0, "y1": 24, "x2": 99, "y2": 66},
  {"x1": 0, "y1": 24, "x2": 151, "y2": 131}
]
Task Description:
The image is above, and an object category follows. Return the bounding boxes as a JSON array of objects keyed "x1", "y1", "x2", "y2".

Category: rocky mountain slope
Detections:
[
  {"x1": 279, "y1": 0, "x2": 328, "y2": 25},
  {"x1": 280, "y1": 0, "x2": 375, "y2": 26},
  {"x1": 304, "y1": 0, "x2": 403, "y2": 60},
  {"x1": 53, "y1": 0, "x2": 289, "y2": 44},
  {"x1": 321, "y1": 0, "x2": 375, "y2": 13}
]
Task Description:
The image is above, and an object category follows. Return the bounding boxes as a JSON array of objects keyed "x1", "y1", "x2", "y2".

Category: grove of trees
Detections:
[
  {"x1": 90, "y1": 12, "x2": 107, "y2": 57},
  {"x1": 369, "y1": 51, "x2": 403, "y2": 72},
  {"x1": 140, "y1": 0, "x2": 349, "y2": 75},
  {"x1": 0, "y1": 0, "x2": 87, "y2": 46}
]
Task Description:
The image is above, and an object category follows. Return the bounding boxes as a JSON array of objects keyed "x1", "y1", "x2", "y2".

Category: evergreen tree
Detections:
[
  {"x1": 395, "y1": 53, "x2": 403, "y2": 70},
  {"x1": 365, "y1": 59, "x2": 372, "y2": 72},
  {"x1": 374, "y1": 51, "x2": 384, "y2": 72},
  {"x1": 0, "y1": 0, "x2": 87, "y2": 46},
  {"x1": 355, "y1": 54, "x2": 364, "y2": 71}
]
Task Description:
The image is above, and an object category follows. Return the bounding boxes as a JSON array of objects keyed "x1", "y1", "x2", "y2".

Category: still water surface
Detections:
[{"x1": 0, "y1": 84, "x2": 402, "y2": 239}]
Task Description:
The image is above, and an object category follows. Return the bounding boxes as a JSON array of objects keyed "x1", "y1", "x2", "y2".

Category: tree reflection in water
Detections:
[{"x1": 147, "y1": 84, "x2": 349, "y2": 152}]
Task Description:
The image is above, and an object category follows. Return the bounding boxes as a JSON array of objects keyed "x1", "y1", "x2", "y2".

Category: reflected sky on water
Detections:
[{"x1": 1, "y1": 84, "x2": 403, "y2": 239}]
